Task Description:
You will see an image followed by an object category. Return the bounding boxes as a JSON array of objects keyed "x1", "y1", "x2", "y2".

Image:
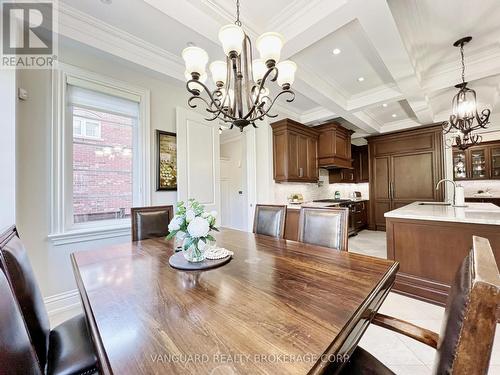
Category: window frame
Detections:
[
  {"x1": 73, "y1": 116, "x2": 102, "y2": 139},
  {"x1": 49, "y1": 63, "x2": 151, "y2": 245}
]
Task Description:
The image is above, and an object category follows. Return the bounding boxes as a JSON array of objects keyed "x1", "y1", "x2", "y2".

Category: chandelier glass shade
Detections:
[
  {"x1": 442, "y1": 36, "x2": 490, "y2": 150},
  {"x1": 181, "y1": 1, "x2": 296, "y2": 131}
]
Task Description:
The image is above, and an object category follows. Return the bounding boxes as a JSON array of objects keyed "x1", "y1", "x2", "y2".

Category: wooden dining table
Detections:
[{"x1": 71, "y1": 228, "x2": 398, "y2": 374}]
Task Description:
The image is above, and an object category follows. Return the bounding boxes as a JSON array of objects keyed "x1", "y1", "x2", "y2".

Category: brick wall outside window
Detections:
[{"x1": 72, "y1": 107, "x2": 134, "y2": 223}]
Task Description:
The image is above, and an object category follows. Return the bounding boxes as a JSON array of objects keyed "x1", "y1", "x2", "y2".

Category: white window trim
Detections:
[{"x1": 49, "y1": 62, "x2": 151, "y2": 245}]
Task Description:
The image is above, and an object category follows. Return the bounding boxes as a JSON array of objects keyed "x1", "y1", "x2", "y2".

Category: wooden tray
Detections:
[{"x1": 168, "y1": 251, "x2": 232, "y2": 271}]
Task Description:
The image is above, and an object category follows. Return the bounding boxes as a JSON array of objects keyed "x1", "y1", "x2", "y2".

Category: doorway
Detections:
[{"x1": 219, "y1": 134, "x2": 248, "y2": 231}]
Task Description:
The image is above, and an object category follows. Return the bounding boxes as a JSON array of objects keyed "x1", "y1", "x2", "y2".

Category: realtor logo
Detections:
[{"x1": 1, "y1": 1, "x2": 57, "y2": 68}]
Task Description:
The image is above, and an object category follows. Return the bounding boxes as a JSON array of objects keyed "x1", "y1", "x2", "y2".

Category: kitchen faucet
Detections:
[{"x1": 435, "y1": 179, "x2": 465, "y2": 206}]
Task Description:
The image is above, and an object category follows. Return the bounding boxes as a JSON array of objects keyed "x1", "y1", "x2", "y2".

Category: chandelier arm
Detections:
[
  {"x1": 243, "y1": 66, "x2": 279, "y2": 120},
  {"x1": 243, "y1": 36, "x2": 254, "y2": 115},
  {"x1": 186, "y1": 80, "x2": 240, "y2": 121},
  {"x1": 253, "y1": 90, "x2": 295, "y2": 121}
]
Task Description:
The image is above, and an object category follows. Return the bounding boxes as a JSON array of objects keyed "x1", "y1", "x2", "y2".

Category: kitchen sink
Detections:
[{"x1": 418, "y1": 202, "x2": 451, "y2": 206}]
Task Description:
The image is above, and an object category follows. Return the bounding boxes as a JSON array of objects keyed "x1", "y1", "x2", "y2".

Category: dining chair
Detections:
[
  {"x1": 339, "y1": 236, "x2": 500, "y2": 375},
  {"x1": 298, "y1": 207, "x2": 349, "y2": 251},
  {"x1": 0, "y1": 265, "x2": 42, "y2": 375},
  {"x1": 253, "y1": 204, "x2": 287, "y2": 238},
  {"x1": 0, "y1": 226, "x2": 98, "y2": 375},
  {"x1": 131, "y1": 205, "x2": 174, "y2": 241}
]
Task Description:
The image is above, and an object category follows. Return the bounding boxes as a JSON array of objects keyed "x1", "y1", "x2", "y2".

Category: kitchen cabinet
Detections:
[
  {"x1": 329, "y1": 168, "x2": 355, "y2": 183},
  {"x1": 452, "y1": 140, "x2": 500, "y2": 180},
  {"x1": 315, "y1": 121, "x2": 354, "y2": 169},
  {"x1": 368, "y1": 124, "x2": 445, "y2": 231},
  {"x1": 271, "y1": 119, "x2": 319, "y2": 182},
  {"x1": 349, "y1": 201, "x2": 368, "y2": 234},
  {"x1": 328, "y1": 145, "x2": 369, "y2": 184}
]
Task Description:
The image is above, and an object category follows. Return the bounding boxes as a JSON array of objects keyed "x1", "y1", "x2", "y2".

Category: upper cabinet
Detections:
[
  {"x1": 329, "y1": 145, "x2": 369, "y2": 183},
  {"x1": 452, "y1": 140, "x2": 500, "y2": 180},
  {"x1": 271, "y1": 119, "x2": 319, "y2": 183},
  {"x1": 315, "y1": 122, "x2": 354, "y2": 169}
]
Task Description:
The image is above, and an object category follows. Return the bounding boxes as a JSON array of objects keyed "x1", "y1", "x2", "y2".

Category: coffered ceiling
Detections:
[{"x1": 57, "y1": 0, "x2": 500, "y2": 138}]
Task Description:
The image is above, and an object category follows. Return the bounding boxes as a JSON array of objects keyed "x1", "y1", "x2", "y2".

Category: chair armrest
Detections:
[{"x1": 372, "y1": 313, "x2": 439, "y2": 349}]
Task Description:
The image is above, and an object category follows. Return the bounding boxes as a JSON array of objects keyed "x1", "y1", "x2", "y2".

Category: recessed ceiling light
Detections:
[
  {"x1": 333, "y1": 48, "x2": 341, "y2": 55},
  {"x1": 382, "y1": 103, "x2": 388, "y2": 107},
  {"x1": 391, "y1": 113, "x2": 397, "y2": 118},
  {"x1": 357, "y1": 77, "x2": 364, "y2": 82}
]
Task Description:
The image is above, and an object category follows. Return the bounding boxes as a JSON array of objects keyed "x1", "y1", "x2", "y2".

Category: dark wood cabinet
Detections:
[
  {"x1": 328, "y1": 145, "x2": 369, "y2": 184},
  {"x1": 368, "y1": 125, "x2": 445, "y2": 231},
  {"x1": 452, "y1": 140, "x2": 500, "y2": 180},
  {"x1": 271, "y1": 119, "x2": 318, "y2": 183},
  {"x1": 329, "y1": 168, "x2": 355, "y2": 183},
  {"x1": 315, "y1": 122, "x2": 353, "y2": 169}
]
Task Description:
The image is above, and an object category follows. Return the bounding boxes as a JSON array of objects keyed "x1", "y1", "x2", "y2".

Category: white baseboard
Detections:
[{"x1": 44, "y1": 289, "x2": 81, "y2": 317}]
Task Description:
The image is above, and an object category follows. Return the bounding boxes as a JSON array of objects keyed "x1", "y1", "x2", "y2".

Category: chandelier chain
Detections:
[
  {"x1": 235, "y1": 0, "x2": 241, "y2": 26},
  {"x1": 460, "y1": 43, "x2": 465, "y2": 84}
]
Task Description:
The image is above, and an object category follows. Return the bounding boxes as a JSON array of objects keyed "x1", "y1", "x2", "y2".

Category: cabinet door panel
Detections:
[
  {"x1": 273, "y1": 132, "x2": 287, "y2": 180},
  {"x1": 307, "y1": 137, "x2": 318, "y2": 180},
  {"x1": 374, "y1": 202, "x2": 391, "y2": 229},
  {"x1": 297, "y1": 135, "x2": 308, "y2": 179},
  {"x1": 373, "y1": 157, "x2": 390, "y2": 200},
  {"x1": 318, "y1": 130, "x2": 334, "y2": 158},
  {"x1": 287, "y1": 133, "x2": 299, "y2": 179},
  {"x1": 360, "y1": 147, "x2": 369, "y2": 182},
  {"x1": 392, "y1": 152, "x2": 435, "y2": 201}
]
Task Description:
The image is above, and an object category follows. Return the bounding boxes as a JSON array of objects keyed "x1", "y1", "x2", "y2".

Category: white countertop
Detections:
[
  {"x1": 384, "y1": 201, "x2": 500, "y2": 225},
  {"x1": 286, "y1": 199, "x2": 368, "y2": 210}
]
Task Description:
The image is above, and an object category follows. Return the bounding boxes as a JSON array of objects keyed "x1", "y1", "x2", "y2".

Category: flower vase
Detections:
[{"x1": 182, "y1": 238, "x2": 206, "y2": 262}]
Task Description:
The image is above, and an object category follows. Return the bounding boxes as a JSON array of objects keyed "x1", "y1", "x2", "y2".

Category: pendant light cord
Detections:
[{"x1": 235, "y1": 0, "x2": 241, "y2": 26}]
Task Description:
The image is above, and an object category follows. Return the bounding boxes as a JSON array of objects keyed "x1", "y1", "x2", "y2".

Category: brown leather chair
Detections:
[
  {"x1": 131, "y1": 205, "x2": 174, "y2": 241},
  {"x1": 0, "y1": 266, "x2": 42, "y2": 375},
  {"x1": 253, "y1": 204, "x2": 287, "y2": 238},
  {"x1": 298, "y1": 207, "x2": 349, "y2": 251},
  {"x1": 338, "y1": 236, "x2": 500, "y2": 375},
  {"x1": 0, "y1": 226, "x2": 98, "y2": 375}
]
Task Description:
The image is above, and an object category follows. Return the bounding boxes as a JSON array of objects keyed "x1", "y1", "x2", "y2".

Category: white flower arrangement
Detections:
[{"x1": 166, "y1": 199, "x2": 218, "y2": 254}]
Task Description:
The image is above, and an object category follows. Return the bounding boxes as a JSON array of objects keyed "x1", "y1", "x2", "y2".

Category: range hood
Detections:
[{"x1": 314, "y1": 122, "x2": 354, "y2": 169}]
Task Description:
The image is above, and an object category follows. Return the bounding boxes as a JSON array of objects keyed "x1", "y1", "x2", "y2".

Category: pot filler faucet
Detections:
[{"x1": 435, "y1": 179, "x2": 466, "y2": 207}]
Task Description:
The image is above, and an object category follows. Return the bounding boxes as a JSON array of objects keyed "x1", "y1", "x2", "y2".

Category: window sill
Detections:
[{"x1": 48, "y1": 223, "x2": 131, "y2": 246}]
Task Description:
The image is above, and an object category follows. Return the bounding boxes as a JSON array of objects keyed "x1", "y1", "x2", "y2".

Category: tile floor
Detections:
[
  {"x1": 50, "y1": 229, "x2": 499, "y2": 374},
  {"x1": 350, "y1": 229, "x2": 500, "y2": 374}
]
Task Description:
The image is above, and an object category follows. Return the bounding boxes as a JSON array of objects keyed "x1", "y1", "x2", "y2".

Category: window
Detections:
[
  {"x1": 49, "y1": 64, "x2": 150, "y2": 244},
  {"x1": 73, "y1": 116, "x2": 102, "y2": 139}
]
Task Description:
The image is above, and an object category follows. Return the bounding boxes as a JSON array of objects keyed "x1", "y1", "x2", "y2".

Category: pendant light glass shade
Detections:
[
  {"x1": 452, "y1": 85, "x2": 477, "y2": 119},
  {"x1": 218, "y1": 24, "x2": 245, "y2": 56},
  {"x1": 182, "y1": 46, "x2": 209, "y2": 75},
  {"x1": 252, "y1": 59, "x2": 267, "y2": 82},
  {"x1": 209, "y1": 61, "x2": 227, "y2": 85},
  {"x1": 256, "y1": 32, "x2": 284, "y2": 63},
  {"x1": 276, "y1": 60, "x2": 297, "y2": 86}
]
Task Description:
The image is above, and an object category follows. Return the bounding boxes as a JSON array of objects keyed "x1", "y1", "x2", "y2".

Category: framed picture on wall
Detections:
[{"x1": 156, "y1": 130, "x2": 177, "y2": 191}]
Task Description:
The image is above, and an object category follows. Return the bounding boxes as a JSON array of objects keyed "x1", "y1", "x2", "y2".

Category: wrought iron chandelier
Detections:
[
  {"x1": 181, "y1": 0, "x2": 296, "y2": 132},
  {"x1": 442, "y1": 36, "x2": 490, "y2": 150}
]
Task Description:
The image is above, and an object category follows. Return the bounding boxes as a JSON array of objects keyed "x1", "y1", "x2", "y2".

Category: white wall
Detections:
[
  {"x1": 0, "y1": 70, "x2": 17, "y2": 232},
  {"x1": 15, "y1": 41, "x2": 190, "y2": 311},
  {"x1": 220, "y1": 138, "x2": 248, "y2": 231}
]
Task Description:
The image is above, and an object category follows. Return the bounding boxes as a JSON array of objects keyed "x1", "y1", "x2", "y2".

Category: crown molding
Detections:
[
  {"x1": 57, "y1": 3, "x2": 185, "y2": 81},
  {"x1": 301, "y1": 106, "x2": 336, "y2": 124},
  {"x1": 422, "y1": 43, "x2": 500, "y2": 93},
  {"x1": 379, "y1": 118, "x2": 421, "y2": 133}
]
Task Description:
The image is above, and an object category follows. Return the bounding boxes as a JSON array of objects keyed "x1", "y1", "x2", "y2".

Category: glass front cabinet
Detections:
[{"x1": 452, "y1": 140, "x2": 500, "y2": 180}]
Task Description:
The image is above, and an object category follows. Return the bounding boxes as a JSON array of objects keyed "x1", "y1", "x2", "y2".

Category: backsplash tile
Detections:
[{"x1": 273, "y1": 169, "x2": 369, "y2": 203}]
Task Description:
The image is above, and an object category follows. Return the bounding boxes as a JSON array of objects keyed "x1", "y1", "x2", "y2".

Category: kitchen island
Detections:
[{"x1": 385, "y1": 202, "x2": 500, "y2": 305}]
